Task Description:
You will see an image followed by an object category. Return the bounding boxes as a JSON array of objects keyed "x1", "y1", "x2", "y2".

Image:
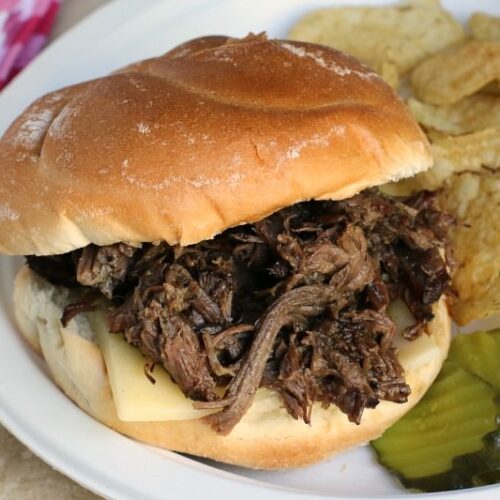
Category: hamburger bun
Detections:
[
  {"x1": 5, "y1": 35, "x2": 448, "y2": 470},
  {"x1": 14, "y1": 265, "x2": 450, "y2": 469},
  {"x1": 0, "y1": 34, "x2": 431, "y2": 256}
]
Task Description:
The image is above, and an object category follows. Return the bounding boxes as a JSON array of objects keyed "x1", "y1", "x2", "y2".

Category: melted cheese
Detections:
[{"x1": 90, "y1": 311, "x2": 215, "y2": 421}]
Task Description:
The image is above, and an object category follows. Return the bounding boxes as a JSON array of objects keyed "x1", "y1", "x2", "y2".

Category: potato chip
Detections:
[
  {"x1": 288, "y1": 0, "x2": 464, "y2": 76},
  {"x1": 481, "y1": 80, "x2": 500, "y2": 94},
  {"x1": 408, "y1": 95, "x2": 500, "y2": 134},
  {"x1": 430, "y1": 129, "x2": 500, "y2": 177},
  {"x1": 425, "y1": 129, "x2": 449, "y2": 142},
  {"x1": 380, "y1": 61, "x2": 399, "y2": 89},
  {"x1": 469, "y1": 13, "x2": 500, "y2": 41},
  {"x1": 381, "y1": 129, "x2": 500, "y2": 193},
  {"x1": 411, "y1": 40, "x2": 500, "y2": 104},
  {"x1": 440, "y1": 171, "x2": 500, "y2": 325}
]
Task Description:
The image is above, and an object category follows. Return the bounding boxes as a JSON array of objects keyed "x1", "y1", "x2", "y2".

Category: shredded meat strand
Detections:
[
  {"x1": 199, "y1": 285, "x2": 338, "y2": 433},
  {"x1": 60, "y1": 294, "x2": 98, "y2": 327}
]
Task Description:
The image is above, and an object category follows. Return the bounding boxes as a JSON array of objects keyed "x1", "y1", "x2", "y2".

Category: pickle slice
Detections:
[
  {"x1": 448, "y1": 329, "x2": 500, "y2": 391},
  {"x1": 372, "y1": 329, "x2": 500, "y2": 492},
  {"x1": 402, "y1": 430, "x2": 500, "y2": 491},
  {"x1": 372, "y1": 362, "x2": 499, "y2": 485}
]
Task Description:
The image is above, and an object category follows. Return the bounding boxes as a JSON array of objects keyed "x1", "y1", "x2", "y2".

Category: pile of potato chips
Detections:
[{"x1": 290, "y1": 0, "x2": 500, "y2": 325}]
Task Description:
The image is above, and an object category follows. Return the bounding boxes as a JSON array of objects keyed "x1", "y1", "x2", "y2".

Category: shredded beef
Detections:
[
  {"x1": 26, "y1": 189, "x2": 453, "y2": 434},
  {"x1": 76, "y1": 243, "x2": 138, "y2": 299},
  {"x1": 60, "y1": 293, "x2": 98, "y2": 327},
  {"x1": 26, "y1": 253, "x2": 79, "y2": 287}
]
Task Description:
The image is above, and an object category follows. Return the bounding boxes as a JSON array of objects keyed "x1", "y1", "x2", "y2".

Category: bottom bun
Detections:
[{"x1": 14, "y1": 266, "x2": 451, "y2": 469}]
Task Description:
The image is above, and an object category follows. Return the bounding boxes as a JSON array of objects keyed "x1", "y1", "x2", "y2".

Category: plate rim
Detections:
[{"x1": 0, "y1": 0, "x2": 499, "y2": 498}]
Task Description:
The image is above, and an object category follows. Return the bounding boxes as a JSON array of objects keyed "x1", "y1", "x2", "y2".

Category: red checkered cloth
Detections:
[{"x1": 0, "y1": 0, "x2": 61, "y2": 90}]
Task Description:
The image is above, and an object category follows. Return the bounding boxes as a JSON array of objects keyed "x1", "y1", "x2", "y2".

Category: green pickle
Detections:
[
  {"x1": 371, "y1": 329, "x2": 500, "y2": 492},
  {"x1": 448, "y1": 329, "x2": 500, "y2": 391}
]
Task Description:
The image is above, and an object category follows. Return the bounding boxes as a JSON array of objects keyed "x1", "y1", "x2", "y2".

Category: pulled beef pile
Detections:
[{"x1": 27, "y1": 189, "x2": 453, "y2": 434}]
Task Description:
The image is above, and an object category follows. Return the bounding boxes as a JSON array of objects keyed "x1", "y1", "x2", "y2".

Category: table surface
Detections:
[{"x1": 0, "y1": 3, "x2": 109, "y2": 498}]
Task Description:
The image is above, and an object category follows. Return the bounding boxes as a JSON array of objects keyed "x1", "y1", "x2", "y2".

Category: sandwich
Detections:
[{"x1": 0, "y1": 34, "x2": 452, "y2": 469}]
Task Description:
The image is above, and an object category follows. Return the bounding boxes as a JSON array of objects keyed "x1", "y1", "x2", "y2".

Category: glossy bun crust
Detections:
[{"x1": 0, "y1": 34, "x2": 431, "y2": 256}]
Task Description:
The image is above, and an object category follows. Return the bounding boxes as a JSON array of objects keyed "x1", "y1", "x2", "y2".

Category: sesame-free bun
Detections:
[
  {"x1": 0, "y1": 35, "x2": 431, "y2": 256},
  {"x1": 14, "y1": 266, "x2": 450, "y2": 469}
]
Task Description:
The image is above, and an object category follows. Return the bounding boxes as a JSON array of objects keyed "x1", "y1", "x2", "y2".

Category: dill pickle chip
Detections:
[
  {"x1": 403, "y1": 430, "x2": 500, "y2": 491},
  {"x1": 448, "y1": 330, "x2": 500, "y2": 391},
  {"x1": 455, "y1": 431, "x2": 500, "y2": 487},
  {"x1": 371, "y1": 362, "x2": 499, "y2": 486}
]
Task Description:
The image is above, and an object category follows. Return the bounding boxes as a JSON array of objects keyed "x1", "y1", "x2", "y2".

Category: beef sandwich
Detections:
[{"x1": 0, "y1": 34, "x2": 452, "y2": 469}]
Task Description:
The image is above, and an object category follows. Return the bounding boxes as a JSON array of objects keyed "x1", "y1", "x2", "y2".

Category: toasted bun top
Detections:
[{"x1": 0, "y1": 34, "x2": 431, "y2": 256}]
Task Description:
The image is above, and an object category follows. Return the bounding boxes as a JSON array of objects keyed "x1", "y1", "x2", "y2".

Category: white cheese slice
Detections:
[
  {"x1": 397, "y1": 332, "x2": 440, "y2": 371},
  {"x1": 89, "y1": 297, "x2": 440, "y2": 423},
  {"x1": 389, "y1": 299, "x2": 440, "y2": 370},
  {"x1": 89, "y1": 311, "x2": 216, "y2": 422}
]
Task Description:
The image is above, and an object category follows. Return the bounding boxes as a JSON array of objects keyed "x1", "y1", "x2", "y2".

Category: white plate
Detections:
[{"x1": 0, "y1": 0, "x2": 499, "y2": 498}]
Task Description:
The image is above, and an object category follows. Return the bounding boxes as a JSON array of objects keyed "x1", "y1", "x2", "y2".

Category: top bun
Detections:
[{"x1": 0, "y1": 34, "x2": 431, "y2": 256}]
